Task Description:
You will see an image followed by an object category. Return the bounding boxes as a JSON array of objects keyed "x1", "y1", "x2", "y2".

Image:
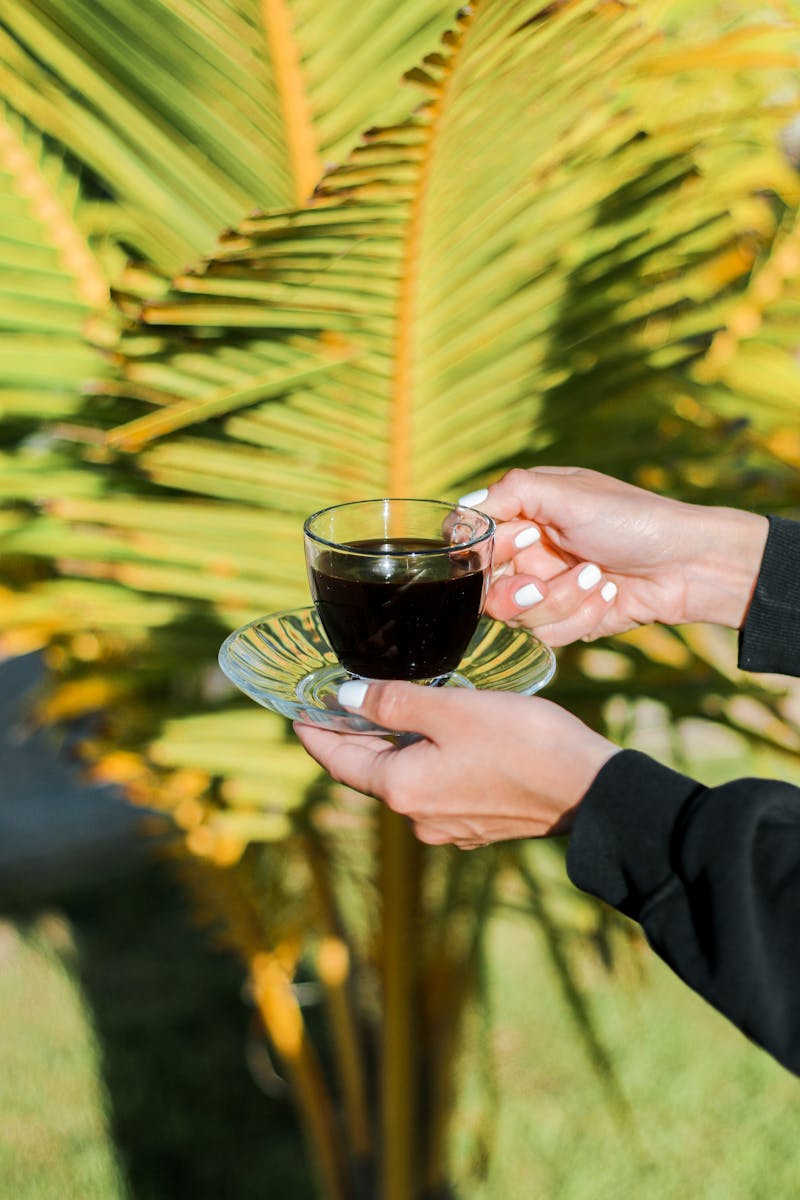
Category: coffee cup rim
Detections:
[{"x1": 303, "y1": 497, "x2": 495, "y2": 555}]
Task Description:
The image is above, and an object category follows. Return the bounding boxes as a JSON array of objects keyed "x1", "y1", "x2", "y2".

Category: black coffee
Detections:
[{"x1": 309, "y1": 537, "x2": 488, "y2": 680}]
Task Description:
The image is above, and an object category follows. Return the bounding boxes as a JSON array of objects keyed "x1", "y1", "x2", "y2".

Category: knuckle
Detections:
[
  {"x1": 413, "y1": 822, "x2": 448, "y2": 846},
  {"x1": 505, "y1": 467, "x2": 531, "y2": 491},
  {"x1": 372, "y1": 683, "x2": 403, "y2": 729},
  {"x1": 384, "y1": 780, "x2": 412, "y2": 815}
]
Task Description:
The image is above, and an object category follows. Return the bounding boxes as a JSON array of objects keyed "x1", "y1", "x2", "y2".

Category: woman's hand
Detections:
[
  {"x1": 460, "y1": 467, "x2": 768, "y2": 646},
  {"x1": 294, "y1": 680, "x2": 618, "y2": 849}
]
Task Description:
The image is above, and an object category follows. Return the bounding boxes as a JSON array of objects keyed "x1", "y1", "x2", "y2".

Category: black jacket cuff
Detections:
[
  {"x1": 739, "y1": 515, "x2": 800, "y2": 676},
  {"x1": 566, "y1": 749, "x2": 704, "y2": 918}
]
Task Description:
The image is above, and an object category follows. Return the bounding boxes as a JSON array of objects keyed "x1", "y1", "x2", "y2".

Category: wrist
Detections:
[
  {"x1": 550, "y1": 736, "x2": 622, "y2": 836},
  {"x1": 681, "y1": 505, "x2": 768, "y2": 628}
]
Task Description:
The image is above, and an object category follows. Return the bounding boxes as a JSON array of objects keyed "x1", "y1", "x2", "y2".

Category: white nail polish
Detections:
[
  {"x1": 514, "y1": 582, "x2": 544, "y2": 607},
  {"x1": 338, "y1": 680, "x2": 368, "y2": 709},
  {"x1": 601, "y1": 581, "x2": 617, "y2": 602},
  {"x1": 458, "y1": 487, "x2": 488, "y2": 508},
  {"x1": 491, "y1": 562, "x2": 512, "y2": 581},
  {"x1": 578, "y1": 563, "x2": 602, "y2": 590},
  {"x1": 514, "y1": 526, "x2": 541, "y2": 549}
]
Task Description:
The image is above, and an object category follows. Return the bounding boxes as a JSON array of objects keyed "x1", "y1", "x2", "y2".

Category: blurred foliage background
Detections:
[{"x1": 2, "y1": 0, "x2": 800, "y2": 1197}]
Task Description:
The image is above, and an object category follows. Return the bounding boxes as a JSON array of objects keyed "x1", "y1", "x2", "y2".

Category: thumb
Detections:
[{"x1": 338, "y1": 678, "x2": 452, "y2": 740}]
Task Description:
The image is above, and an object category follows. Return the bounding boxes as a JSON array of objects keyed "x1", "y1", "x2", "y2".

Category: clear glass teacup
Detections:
[{"x1": 304, "y1": 498, "x2": 495, "y2": 685}]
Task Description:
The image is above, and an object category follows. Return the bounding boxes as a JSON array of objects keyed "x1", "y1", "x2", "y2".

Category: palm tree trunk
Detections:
[{"x1": 379, "y1": 806, "x2": 423, "y2": 1200}]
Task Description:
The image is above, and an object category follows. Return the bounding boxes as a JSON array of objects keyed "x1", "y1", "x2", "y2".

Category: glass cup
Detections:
[{"x1": 304, "y1": 498, "x2": 495, "y2": 685}]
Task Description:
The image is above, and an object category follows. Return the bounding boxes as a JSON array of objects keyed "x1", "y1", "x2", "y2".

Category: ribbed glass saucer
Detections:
[{"x1": 218, "y1": 607, "x2": 556, "y2": 735}]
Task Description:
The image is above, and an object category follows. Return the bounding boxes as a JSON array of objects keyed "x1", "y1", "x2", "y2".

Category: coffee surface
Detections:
[{"x1": 309, "y1": 537, "x2": 487, "y2": 680}]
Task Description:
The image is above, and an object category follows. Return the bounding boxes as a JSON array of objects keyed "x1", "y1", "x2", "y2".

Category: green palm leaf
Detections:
[
  {"x1": 0, "y1": 105, "x2": 108, "y2": 438},
  {"x1": 1, "y1": 0, "x2": 458, "y2": 266}
]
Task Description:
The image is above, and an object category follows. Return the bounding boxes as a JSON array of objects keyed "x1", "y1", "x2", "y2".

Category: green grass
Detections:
[
  {"x1": 0, "y1": 916, "x2": 126, "y2": 1200},
  {"x1": 2, "y1": 857, "x2": 799, "y2": 1200},
  {"x1": 0, "y1": 864, "x2": 314, "y2": 1200}
]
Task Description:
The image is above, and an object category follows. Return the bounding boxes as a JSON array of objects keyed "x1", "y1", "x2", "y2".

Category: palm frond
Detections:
[
  {"x1": 0, "y1": 105, "x2": 107, "y2": 444},
  {"x1": 101, "y1": 1, "x2": 797, "y2": 497},
  {"x1": 1, "y1": 0, "x2": 458, "y2": 267}
]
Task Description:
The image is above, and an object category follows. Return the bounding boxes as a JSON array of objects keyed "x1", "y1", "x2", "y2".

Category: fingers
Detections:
[
  {"x1": 294, "y1": 680, "x2": 483, "y2": 805},
  {"x1": 334, "y1": 677, "x2": 464, "y2": 743},
  {"x1": 491, "y1": 518, "x2": 573, "y2": 581},
  {"x1": 411, "y1": 814, "x2": 547, "y2": 848},
  {"x1": 485, "y1": 561, "x2": 618, "y2": 645},
  {"x1": 293, "y1": 722, "x2": 474, "y2": 842},
  {"x1": 293, "y1": 721, "x2": 398, "y2": 798},
  {"x1": 460, "y1": 467, "x2": 584, "y2": 525}
]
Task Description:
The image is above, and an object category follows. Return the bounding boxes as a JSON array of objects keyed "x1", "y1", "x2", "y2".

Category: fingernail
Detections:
[
  {"x1": 514, "y1": 582, "x2": 544, "y2": 607},
  {"x1": 601, "y1": 581, "x2": 617, "y2": 602},
  {"x1": 458, "y1": 487, "x2": 488, "y2": 508},
  {"x1": 338, "y1": 680, "x2": 368, "y2": 709},
  {"x1": 491, "y1": 562, "x2": 512, "y2": 581},
  {"x1": 514, "y1": 526, "x2": 541, "y2": 549},
  {"x1": 578, "y1": 563, "x2": 602, "y2": 591}
]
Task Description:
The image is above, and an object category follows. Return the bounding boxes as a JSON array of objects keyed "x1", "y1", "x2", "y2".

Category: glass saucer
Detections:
[{"x1": 218, "y1": 607, "x2": 556, "y2": 735}]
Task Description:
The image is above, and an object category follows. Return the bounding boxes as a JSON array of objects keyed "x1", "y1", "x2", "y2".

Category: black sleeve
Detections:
[
  {"x1": 567, "y1": 751, "x2": 800, "y2": 1075},
  {"x1": 565, "y1": 511, "x2": 800, "y2": 1074},
  {"x1": 739, "y1": 514, "x2": 800, "y2": 676}
]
